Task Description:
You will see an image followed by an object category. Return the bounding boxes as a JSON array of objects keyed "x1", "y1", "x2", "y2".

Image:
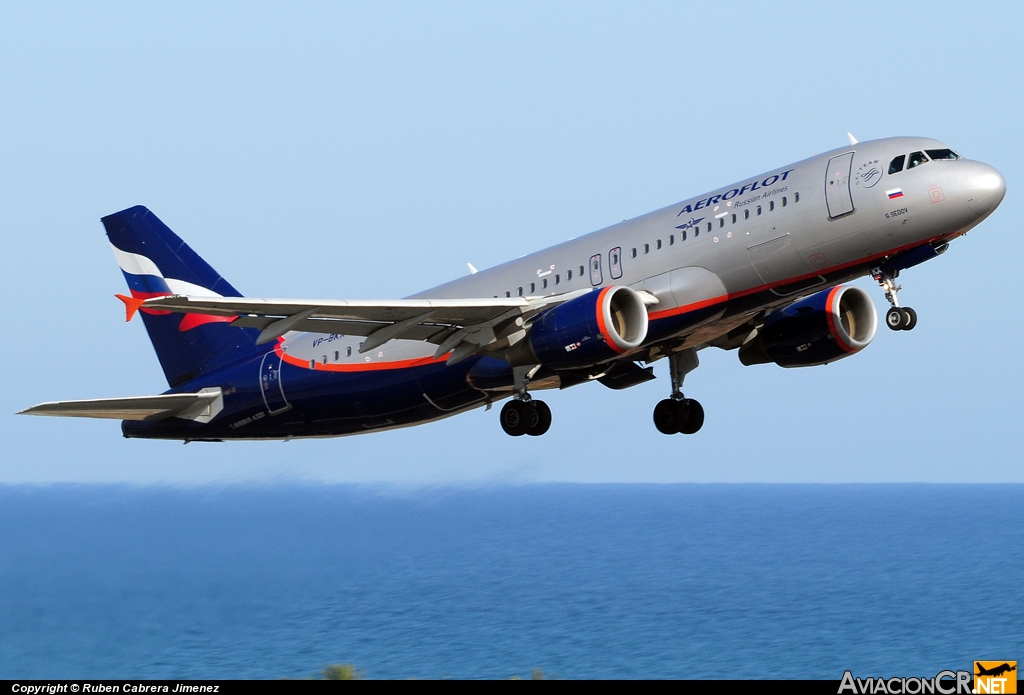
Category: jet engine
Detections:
[
  {"x1": 506, "y1": 286, "x2": 649, "y2": 368},
  {"x1": 738, "y1": 285, "x2": 877, "y2": 368}
]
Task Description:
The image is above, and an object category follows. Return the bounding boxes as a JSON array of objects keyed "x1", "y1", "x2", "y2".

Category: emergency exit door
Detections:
[{"x1": 825, "y1": 152, "x2": 855, "y2": 219}]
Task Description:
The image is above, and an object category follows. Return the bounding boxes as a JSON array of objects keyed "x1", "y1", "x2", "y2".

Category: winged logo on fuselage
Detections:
[{"x1": 674, "y1": 217, "x2": 704, "y2": 231}]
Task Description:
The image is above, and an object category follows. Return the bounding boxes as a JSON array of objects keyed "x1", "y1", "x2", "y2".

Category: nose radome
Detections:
[{"x1": 961, "y1": 161, "x2": 1006, "y2": 218}]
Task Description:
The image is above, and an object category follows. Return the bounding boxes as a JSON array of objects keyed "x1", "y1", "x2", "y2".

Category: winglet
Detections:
[{"x1": 115, "y1": 294, "x2": 146, "y2": 322}]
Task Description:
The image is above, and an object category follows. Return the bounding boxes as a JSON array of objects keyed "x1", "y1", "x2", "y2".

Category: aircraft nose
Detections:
[{"x1": 961, "y1": 161, "x2": 1006, "y2": 219}]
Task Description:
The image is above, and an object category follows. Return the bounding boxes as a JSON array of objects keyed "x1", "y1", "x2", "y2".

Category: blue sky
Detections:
[{"x1": 2, "y1": 1, "x2": 1021, "y2": 483}]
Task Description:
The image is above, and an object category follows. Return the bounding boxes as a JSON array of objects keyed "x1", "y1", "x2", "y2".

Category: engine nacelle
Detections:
[
  {"x1": 506, "y1": 286, "x2": 649, "y2": 368},
  {"x1": 738, "y1": 285, "x2": 877, "y2": 368}
]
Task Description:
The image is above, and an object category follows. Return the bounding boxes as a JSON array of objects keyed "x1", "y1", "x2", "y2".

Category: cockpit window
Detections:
[
  {"x1": 888, "y1": 155, "x2": 906, "y2": 174},
  {"x1": 925, "y1": 148, "x2": 960, "y2": 160},
  {"x1": 907, "y1": 151, "x2": 929, "y2": 169}
]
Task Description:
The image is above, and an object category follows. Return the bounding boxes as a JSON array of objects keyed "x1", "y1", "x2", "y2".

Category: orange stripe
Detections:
[
  {"x1": 646, "y1": 231, "x2": 954, "y2": 324},
  {"x1": 594, "y1": 286, "x2": 626, "y2": 354},
  {"x1": 276, "y1": 344, "x2": 451, "y2": 372},
  {"x1": 824, "y1": 286, "x2": 856, "y2": 352}
]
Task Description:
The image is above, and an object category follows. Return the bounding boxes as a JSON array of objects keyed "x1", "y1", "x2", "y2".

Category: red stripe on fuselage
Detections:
[
  {"x1": 644, "y1": 231, "x2": 955, "y2": 325},
  {"x1": 276, "y1": 344, "x2": 451, "y2": 372}
]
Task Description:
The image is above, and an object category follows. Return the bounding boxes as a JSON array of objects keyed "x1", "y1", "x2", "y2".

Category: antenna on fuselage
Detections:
[
  {"x1": 467, "y1": 262, "x2": 478, "y2": 275},
  {"x1": 847, "y1": 132, "x2": 858, "y2": 145}
]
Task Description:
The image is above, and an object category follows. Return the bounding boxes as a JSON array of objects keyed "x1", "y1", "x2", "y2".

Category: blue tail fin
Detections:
[{"x1": 103, "y1": 205, "x2": 264, "y2": 387}]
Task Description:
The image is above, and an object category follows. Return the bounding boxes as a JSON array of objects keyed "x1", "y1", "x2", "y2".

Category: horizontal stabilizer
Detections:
[{"x1": 19, "y1": 388, "x2": 223, "y2": 423}]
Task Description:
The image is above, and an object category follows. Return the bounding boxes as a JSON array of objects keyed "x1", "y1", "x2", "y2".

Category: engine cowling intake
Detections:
[
  {"x1": 739, "y1": 285, "x2": 877, "y2": 368},
  {"x1": 506, "y1": 286, "x2": 649, "y2": 368}
]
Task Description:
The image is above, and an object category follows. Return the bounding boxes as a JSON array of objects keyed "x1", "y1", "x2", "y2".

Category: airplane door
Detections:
[
  {"x1": 589, "y1": 253, "x2": 603, "y2": 286},
  {"x1": 259, "y1": 351, "x2": 291, "y2": 415},
  {"x1": 825, "y1": 152, "x2": 855, "y2": 218},
  {"x1": 608, "y1": 247, "x2": 622, "y2": 279}
]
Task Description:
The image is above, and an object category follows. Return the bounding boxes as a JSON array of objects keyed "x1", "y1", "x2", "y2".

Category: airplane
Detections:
[
  {"x1": 21, "y1": 136, "x2": 1005, "y2": 441},
  {"x1": 975, "y1": 663, "x2": 1016, "y2": 678}
]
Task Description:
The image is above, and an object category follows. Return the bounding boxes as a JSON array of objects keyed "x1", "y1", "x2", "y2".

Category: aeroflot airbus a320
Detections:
[{"x1": 21, "y1": 136, "x2": 1005, "y2": 440}]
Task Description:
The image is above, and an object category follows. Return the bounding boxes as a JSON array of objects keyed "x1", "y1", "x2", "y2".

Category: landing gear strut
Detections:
[
  {"x1": 500, "y1": 365, "x2": 551, "y2": 437},
  {"x1": 872, "y1": 266, "x2": 917, "y2": 331},
  {"x1": 653, "y1": 348, "x2": 704, "y2": 435}
]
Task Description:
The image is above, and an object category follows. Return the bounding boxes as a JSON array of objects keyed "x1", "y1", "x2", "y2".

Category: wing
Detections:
[
  {"x1": 20, "y1": 388, "x2": 223, "y2": 423},
  {"x1": 140, "y1": 291, "x2": 597, "y2": 363}
]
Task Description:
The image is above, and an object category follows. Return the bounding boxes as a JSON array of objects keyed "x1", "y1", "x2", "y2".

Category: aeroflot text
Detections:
[
  {"x1": 677, "y1": 169, "x2": 795, "y2": 215},
  {"x1": 838, "y1": 670, "x2": 972, "y2": 695}
]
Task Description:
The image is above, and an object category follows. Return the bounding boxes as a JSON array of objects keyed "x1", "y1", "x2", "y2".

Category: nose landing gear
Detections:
[
  {"x1": 872, "y1": 266, "x2": 917, "y2": 331},
  {"x1": 499, "y1": 365, "x2": 551, "y2": 436},
  {"x1": 653, "y1": 348, "x2": 704, "y2": 435}
]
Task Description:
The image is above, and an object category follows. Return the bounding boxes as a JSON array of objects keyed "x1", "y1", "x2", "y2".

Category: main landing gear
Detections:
[
  {"x1": 653, "y1": 348, "x2": 704, "y2": 435},
  {"x1": 499, "y1": 398, "x2": 551, "y2": 437},
  {"x1": 871, "y1": 266, "x2": 918, "y2": 331},
  {"x1": 500, "y1": 365, "x2": 551, "y2": 436}
]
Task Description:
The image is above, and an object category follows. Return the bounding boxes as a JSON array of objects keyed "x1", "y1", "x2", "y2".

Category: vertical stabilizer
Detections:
[{"x1": 102, "y1": 205, "x2": 263, "y2": 387}]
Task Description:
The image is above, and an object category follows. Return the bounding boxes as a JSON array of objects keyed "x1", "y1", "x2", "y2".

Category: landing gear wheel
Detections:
[
  {"x1": 654, "y1": 399, "x2": 681, "y2": 435},
  {"x1": 678, "y1": 399, "x2": 705, "y2": 435},
  {"x1": 500, "y1": 400, "x2": 532, "y2": 437},
  {"x1": 886, "y1": 307, "x2": 904, "y2": 331},
  {"x1": 526, "y1": 400, "x2": 551, "y2": 436},
  {"x1": 900, "y1": 307, "x2": 917, "y2": 331}
]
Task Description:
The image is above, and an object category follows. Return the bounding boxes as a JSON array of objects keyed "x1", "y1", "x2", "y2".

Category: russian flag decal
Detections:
[{"x1": 886, "y1": 188, "x2": 904, "y2": 200}]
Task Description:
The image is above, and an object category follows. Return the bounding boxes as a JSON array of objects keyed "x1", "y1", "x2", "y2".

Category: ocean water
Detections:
[{"x1": 0, "y1": 484, "x2": 1020, "y2": 679}]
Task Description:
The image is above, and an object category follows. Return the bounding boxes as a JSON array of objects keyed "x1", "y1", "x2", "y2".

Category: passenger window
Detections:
[
  {"x1": 505, "y1": 291, "x2": 510, "y2": 297},
  {"x1": 347, "y1": 347, "x2": 352, "y2": 357},
  {"x1": 888, "y1": 155, "x2": 906, "y2": 174},
  {"x1": 794, "y1": 192, "x2": 800, "y2": 203},
  {"x1": 694, "y1": 226, "x2": 699, "y2": 237},
  {"x1": 669, "y1": 234, "x2": 674, "y2": 245},
  {"x1": 769, "y1": 200, "x2": 775, "y2": 211},
  {"x1": 542, "y1": 279, "x2": 547, "y2": 289},
  {"x1": 644, "y1": 243, "x2": 649, "y2": 254},
  {"x1": 907, "y1": 151, "x2": 928, "y2": 169},
  {"x1": 706, "y1": 222, "x2": 712, "y2": 232},
  {"x1": 744, "y1": 209, "x2": 750, "y2": 219},
  {"x1": 631, "y1": 247, "x2": 637, "y2": 258},
  {"x1": 530, "y1": 282, "x2": 535, "y2": 293},
  {"x1": 322, "y1": 356, "x2": 328, "y2": 365},
  {"x1": 782, "y1": 196, "x2": 787, "y2": 207},
  {"x1": 334, "y1": 351, "x2": 339, "y2": 361},
  {"x1": 656, "y1": 239, "x2": 662, "y2": 250},
  {"x1": 681, "y1": 230, "x2": 687, "y2": 241},
  {"x1": 310, "y1": 360, "x2": 316, "y2": 370},
  {"x1": 719, "y1": 217, "x2": 724, "y2": 228},
  {"x1": 517, "y1": 287, "x2": 523, "y2": 296},
  {"x1": 732, "y1": 213, "x2": 737, "y2": 223},
  {"x1": 555, "y1": 274, "x2": 560, "y2": 285},
  {"x1": 567, "y1": 269, "x2": 572, "y2": 280},
  {"x1": 579, "y1": 265, "x2": 585, "y2": 277},
  {"x1": 757, "y1": 205, "x2": 762, "y2": 215},
  {"x1": 926, "y1": 148, "x2": 959, "y2": 160}
]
